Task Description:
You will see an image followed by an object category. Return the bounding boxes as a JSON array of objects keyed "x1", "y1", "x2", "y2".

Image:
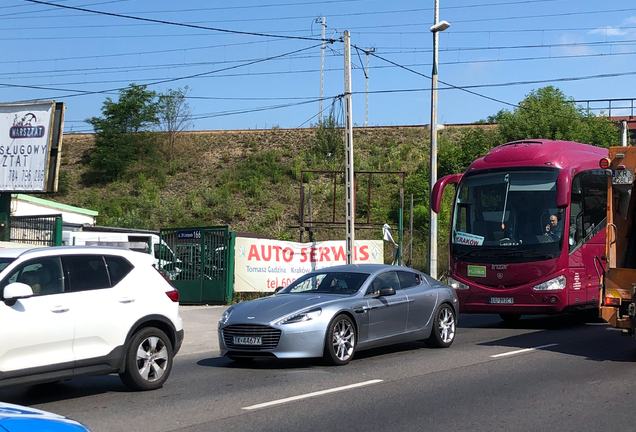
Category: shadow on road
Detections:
[
  {"x1": 0, "y1": 375, "x2": 131, "y2": 406},
  {"x1": 198, "y1": 340, "x2": 431, "y2": 370},
  {"x1": 197, "y1": 356, "x2": 323, "y2": 370},
  {"x1": 459, "y1": 310, "x2": 603, "y2": 330},
  {"x1": 466, "y1": 312, "x2": 636, "y2": 362}
]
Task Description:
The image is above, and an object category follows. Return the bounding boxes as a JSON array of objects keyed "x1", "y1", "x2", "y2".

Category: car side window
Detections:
[
  {"x1": 366, "y1": 271, "x2": 400, "y2": 295},
  {"x1": 0, "y1": 257, "x2": 65, "y2": 296},
  {"x1": 397, "y1": 271, "x2": 422, "y2": 289},
  {"x1": 64, "y1": 255, "x2": 111, "y2": 291},
  {"x1": 104, "y1": 255, "x2": 133, "y2": 286}
]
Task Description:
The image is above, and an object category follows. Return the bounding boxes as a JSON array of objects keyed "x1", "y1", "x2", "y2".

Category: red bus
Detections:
[{"x1": 431, "y1": 140, "x2": 608, "y2": 322}]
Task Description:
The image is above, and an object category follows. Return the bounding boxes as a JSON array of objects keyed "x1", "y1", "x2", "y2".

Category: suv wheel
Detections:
[{"x1": 120, "y1": 327, "x2": 173, "y2": 391}]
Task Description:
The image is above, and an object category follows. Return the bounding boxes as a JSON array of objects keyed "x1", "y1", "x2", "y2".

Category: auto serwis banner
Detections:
[{"x1": 234, "y1": 238, "x2": 384, "y2": 292}]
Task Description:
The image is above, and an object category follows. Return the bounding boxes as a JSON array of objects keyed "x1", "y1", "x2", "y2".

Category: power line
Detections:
[
  {"x1": 0, "y1": 39, "x2": 285, "y2": 65},
  {"x1": 3, "y1": 0, "x2": 366, "y2": 18},
  {"x1": 6, "y1": 48, "x2": 636, "y2": 91},
  {"x1": 20, "y1": 0, "x2": 338, "y2": 43},
  {"x1": 4, "y1": 0, "x2": 569, "y2": 19},
  {"x1": 5, "y1": 43, "x2": 324, "y2": 101},
  {"x1": 0, "y1": 0, "x2": 568, "y2": 27},
  {"x1": 6, "y1": 38, "x2": 636, "y2": 79}
]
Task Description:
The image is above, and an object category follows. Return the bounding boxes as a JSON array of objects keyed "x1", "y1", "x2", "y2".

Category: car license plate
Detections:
[
  {"x1": 233, "y1": 336, "x2": 262, "y2": 345},
  {"x1": 489, "y1": 297, "x2": 514, "y2": 304},
  {"x1": 613, "y1": 169, "x2": 634, "y2": 185}
]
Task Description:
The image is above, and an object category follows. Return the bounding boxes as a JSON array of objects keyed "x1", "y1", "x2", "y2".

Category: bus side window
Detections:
[{"x1": 569, "y1": 170, "x2": 607, "y2": 252}]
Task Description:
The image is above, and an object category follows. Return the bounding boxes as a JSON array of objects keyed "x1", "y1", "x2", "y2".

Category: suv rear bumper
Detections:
[{"x1": 173, "y1": 329, "x2": 185, "y2": 355}]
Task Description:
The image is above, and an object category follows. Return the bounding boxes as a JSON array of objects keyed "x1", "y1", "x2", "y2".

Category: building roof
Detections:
[{"x1": 14, "y1": 194, "x2": 98, "y2": 217}]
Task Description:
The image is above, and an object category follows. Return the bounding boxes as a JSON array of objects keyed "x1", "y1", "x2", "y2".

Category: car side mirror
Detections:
[
  {"x1": 3, "y1": 282, "x2": 34, "y2": 306},
  {"x1": 379, "y1": 287, "x2": 396, "y2": 297},
  {"x1": 274, "y1": 286, "x2": 284, "y2": 294}
]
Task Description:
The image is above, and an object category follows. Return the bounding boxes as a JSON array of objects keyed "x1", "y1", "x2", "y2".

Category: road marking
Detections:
[
  {"x1": 490, "y1": 343, "x2": 558, "y2": 358},
  {"x1": 242, "y1": 379, "x2": 383, "y2": 410}
]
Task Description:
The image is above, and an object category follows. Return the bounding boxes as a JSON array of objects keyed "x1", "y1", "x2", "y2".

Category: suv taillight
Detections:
[
  {"x1": 153, "y1": 266, "x2": 179, "y2": 302},
  {"x1": 166, "y1": 289, "x2": 180, "y2": 302}
]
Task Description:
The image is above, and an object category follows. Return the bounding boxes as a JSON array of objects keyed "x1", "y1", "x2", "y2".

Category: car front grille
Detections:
[{"x1": 222, "y1": 324, "x2": 282, "y2": 350}]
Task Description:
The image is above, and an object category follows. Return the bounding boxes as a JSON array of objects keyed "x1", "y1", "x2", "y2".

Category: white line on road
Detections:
[
  {"x1": 490, "y1": 343, "x2": 558, "y2": 358},
  {"x1": 242, "y1": 379, "x2": 384, "y2": 410}
]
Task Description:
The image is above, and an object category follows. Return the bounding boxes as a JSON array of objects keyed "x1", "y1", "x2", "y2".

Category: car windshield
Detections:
[
  {"x1": 451, "y1": 168, "x2": 563, "y2": 262},
  {"x1": 279, "y1": 272, "x2": 370, "y2": 295},
  {"x1": 0, "y1": 258, "x2": 15, "y2": 272}
]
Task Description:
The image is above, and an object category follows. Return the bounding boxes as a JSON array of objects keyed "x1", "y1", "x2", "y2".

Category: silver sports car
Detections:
[{"x1": 218, "y1": 264, "x2": 459, "y2": 365}]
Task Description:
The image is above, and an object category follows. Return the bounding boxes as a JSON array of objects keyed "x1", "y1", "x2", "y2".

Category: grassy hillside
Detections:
[{"x1": 53, "y1": 124, "x2": 483, "y2": 274}]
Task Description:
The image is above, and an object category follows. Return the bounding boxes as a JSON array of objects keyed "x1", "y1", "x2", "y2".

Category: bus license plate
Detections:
[
  {"x1": 613, "y1": 169, "x2": 634, "y2": 185},
  {"x1": 233, "y1": 336, "x2": 262, "y2": 345},
  {"x1": 489, "y1": 297, "x2": 514, "y2": 304}
]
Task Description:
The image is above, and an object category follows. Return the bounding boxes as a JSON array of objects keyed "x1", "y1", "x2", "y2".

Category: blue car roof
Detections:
[{"x1": 0, "y1": 403, "x2": 90, "y2": 432}]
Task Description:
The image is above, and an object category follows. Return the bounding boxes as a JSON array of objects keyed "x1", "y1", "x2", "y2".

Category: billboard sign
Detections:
[
  {"x1": 234, "y1": 237, "x2": 384, "y2": 292},
  {"x1": 0, "y1": 101, "x2": 63, "y2": 192}
]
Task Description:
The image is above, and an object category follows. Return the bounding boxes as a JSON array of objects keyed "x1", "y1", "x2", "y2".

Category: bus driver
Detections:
[{"x1": 544, "y1": 214, "x2": 563, "y2": 241}]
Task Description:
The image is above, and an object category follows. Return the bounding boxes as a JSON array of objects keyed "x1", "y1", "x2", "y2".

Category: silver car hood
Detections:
[{"x1": 229, "y1": 294, "x2": 348, "y2": 324}]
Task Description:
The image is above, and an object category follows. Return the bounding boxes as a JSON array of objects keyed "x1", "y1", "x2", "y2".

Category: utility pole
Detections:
[
  {"x1": 344, "y1": 30, "x2": 355, "y2": 265},
  {"x1": 428, "y1": 1, "x2": 450, "y2": 279},
  {"x1": 316, "y1": 17, "x2": 326, "y2": 123},
  {"x1": 364, "y1": 48, "x2": 375, "y2": 127}
]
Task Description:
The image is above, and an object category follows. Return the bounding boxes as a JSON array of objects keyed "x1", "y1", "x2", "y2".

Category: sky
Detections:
[{"x1": 2, "y1": 0, "x2": 636, "y2": 133}]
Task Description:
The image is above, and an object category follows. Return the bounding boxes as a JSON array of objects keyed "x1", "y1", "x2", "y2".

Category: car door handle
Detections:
[
  {"x1": 119, "y1": 298, "x2": 135, "y2": 304},
  {"x1": 51, "y1": 306, "x2": 69, "y2": 313},
  {"x1": 354, "y1": 305, "x2": 372, "y2": 313}
]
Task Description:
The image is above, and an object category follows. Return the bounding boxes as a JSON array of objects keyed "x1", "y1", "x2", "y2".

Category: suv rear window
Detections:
[
  {"x1": 65, "y1": 255, "x2": 111, "y2": 291},
  {"x1": 105, "y1": 255, "x2": 133, "y2": 285}
]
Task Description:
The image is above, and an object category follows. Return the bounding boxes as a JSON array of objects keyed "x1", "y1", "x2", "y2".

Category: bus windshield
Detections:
[{"x1": 451, "y1": 168, "x2": 562, "y2": 262}]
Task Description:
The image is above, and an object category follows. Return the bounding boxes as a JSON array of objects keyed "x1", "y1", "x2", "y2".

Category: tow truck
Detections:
[{"x1": 599, "y1": 145, "x2": 636, "y2": 333}]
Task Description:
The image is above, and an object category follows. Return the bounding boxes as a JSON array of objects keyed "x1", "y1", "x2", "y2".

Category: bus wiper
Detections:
[
  {"x1": 455, "y1": 248, "x2": 503, "y2": 260},
  {"x1": 522, "y1": 250, "x2": 556, "y2": 259},
  {"x1": 499, "y1": 250, "x2": 554, "y2": 259}
]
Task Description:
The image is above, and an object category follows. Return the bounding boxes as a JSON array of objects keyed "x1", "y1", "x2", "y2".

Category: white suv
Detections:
[{"x1": 0, "y1": 246, "x2": 184, "y2": 391}]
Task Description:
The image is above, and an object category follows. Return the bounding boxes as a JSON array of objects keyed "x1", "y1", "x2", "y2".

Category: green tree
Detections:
[
  {"x1": 313, "y1": 115, "x2": 344, "y2": 159},
  {"x1": 157, "y1": 86, "x2": 193, "y2": 161},
  {"x1": 86, "y1": 84, "x2": 159, "y2": 180},
  {"x1": 489, "y1": 86, "x2": 619, "y2": 147},
  {"x1": 438, "y1": 127, "x2": 500, "y2": 177}
]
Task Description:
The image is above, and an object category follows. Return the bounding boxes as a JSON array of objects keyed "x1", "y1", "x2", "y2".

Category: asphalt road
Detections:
[{"x1": 2, "y1": 307, "x2": 636, "y2": 432}]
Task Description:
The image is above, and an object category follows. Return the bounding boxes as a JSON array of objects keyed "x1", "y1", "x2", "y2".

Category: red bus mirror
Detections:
[
  {"x1": 431, "y1": 174, "x2": 462, "y2": 214},
  {"x1": 556, "y1": 169, "x2": 571, "y2": 208}
]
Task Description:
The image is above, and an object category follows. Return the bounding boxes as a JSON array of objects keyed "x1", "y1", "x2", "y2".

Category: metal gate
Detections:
[
  {"x1": 159, "y1": 226, "x2": 234, "y2": 305},
  {"x1": 9, "y1": 214, "x2": 63, "y2": 246}
]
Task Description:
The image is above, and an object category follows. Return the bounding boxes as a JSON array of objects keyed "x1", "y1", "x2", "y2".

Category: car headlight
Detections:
[
  {"x1": 448, "y1": 276, "x2": 470, "y2": 290},
  {"x1": 219, "y1": 306, "x2": 235, "y2": 326},
  {"x1": 275, "y1": 308, "x2": 322, "y2": 325},
  {"x1": 533, "y1": 275, "x2": 566, "y2": 291}
]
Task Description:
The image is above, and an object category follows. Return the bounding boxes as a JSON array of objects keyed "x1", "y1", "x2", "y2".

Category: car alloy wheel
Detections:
[
  {"x1": 325, "y1": 314, "x2": 356, "y2": 365},
  {"x1": 426, "y1": 304, "x2": 456, "y2": 348},
  {"x1": 120, "y1": 327, "x2": 173, "y2": 391}
]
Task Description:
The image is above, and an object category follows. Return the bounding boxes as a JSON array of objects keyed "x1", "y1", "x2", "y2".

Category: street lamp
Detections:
[{"x1": 428, "y1": 5, "x2": 450, "y2": 280}]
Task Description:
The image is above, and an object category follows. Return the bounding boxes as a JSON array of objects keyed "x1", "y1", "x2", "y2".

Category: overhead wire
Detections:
[
  {"x1": 2, "y1": 42, "x2": 325, "y2": 101},
  {"x1": 19, "y1": 0, "x2": 338, "y2": 43}
]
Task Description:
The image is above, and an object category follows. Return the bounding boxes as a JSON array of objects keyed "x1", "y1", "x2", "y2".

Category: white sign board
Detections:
[
  {"x1": 234, "y1": 238, "x2": 384, "y2": 292},
  {"x1": 0, "y1": 101, "x2": 55, "y2": 192},
  {"x1": 454, "y1": 231, "x2": 484, "y2": 246}
]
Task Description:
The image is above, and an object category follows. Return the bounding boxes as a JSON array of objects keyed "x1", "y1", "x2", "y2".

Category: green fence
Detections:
[
  {"x1": 159, "y1": 226, "x2": 234, "y2": 305},
  {"x1": 9, "y1": 214, "x2": 63, "y2": 246}
]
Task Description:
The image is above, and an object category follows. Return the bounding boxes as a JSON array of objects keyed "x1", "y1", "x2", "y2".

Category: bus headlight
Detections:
[
  {"x1": 533, "y1": 275, "x2": 566, "y2": 291},
  {"x1": 448, "y1": 276, "x2": 470, "y2": 290}
]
